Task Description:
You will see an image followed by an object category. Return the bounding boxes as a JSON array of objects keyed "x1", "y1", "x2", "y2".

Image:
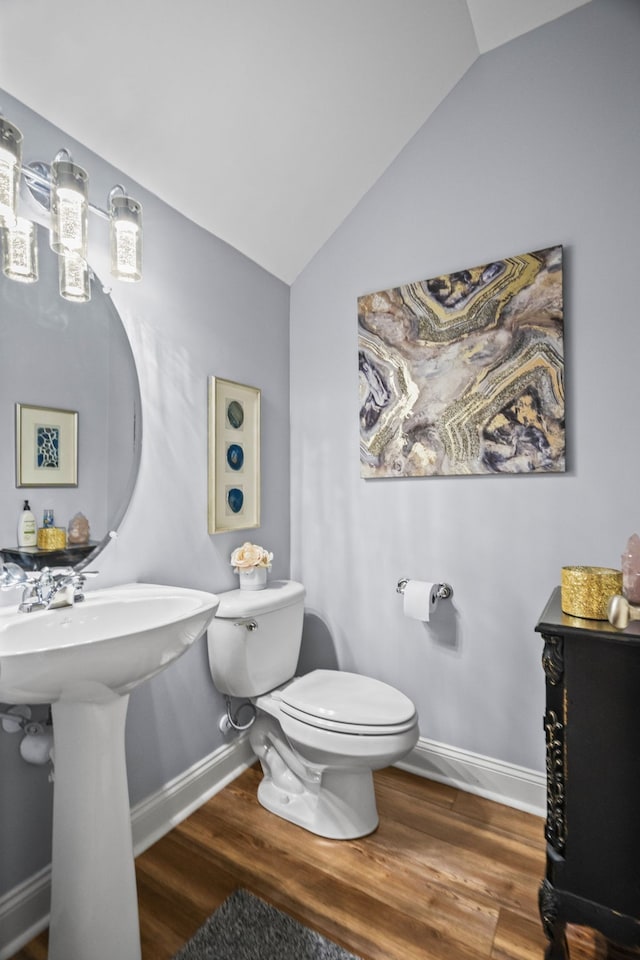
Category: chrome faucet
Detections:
[
  {"x1": 17, "y1": 567, "x2": 96, "y2": 612},
  {"x1": 1, "y1": 563, "x2": 97, "y2": 613}
]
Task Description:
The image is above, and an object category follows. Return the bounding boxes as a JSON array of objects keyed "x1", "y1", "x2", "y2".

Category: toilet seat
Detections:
[{"x1": 274, "y1": 669, "x2": 417, "y2": 736}]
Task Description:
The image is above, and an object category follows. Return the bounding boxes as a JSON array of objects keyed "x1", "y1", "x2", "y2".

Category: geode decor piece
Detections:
[
  {"x1": 358, "y1": 245, "x2": 565, "y2": 478},
  {"x1": 67, "y1": 512, "x2": 90, "y2": 545}
]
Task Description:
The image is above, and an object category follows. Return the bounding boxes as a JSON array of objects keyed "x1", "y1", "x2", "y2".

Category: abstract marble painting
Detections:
[{"x1": 358, "y1": 245, "x2": 565, "y2": 478}]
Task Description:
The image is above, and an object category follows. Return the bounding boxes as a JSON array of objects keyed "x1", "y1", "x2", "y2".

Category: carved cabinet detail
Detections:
[{"x1": 536, "y1": 588, "x2": 640, "y2": 960}]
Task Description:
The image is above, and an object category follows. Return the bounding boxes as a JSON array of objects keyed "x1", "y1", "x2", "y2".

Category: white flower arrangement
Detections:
[{"x1": 230, "y1": 542, "x2": 273, "y2": 571}]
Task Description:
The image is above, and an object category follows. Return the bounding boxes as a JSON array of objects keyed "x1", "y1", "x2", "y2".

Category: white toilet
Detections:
[{"x1": 207, "y1": 579, "x2": 419, "y2": 839}]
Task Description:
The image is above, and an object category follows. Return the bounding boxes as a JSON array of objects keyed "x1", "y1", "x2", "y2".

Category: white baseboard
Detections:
[
  {"x1": 0, "y1": 867, "x2": 51, "y2": 960},
  {"x1": 131, "y1": 733, "x2": 254, "y2": 856},
  {"x1": 397, "y1": 735, "x2": 546, "y2": 818},
  {"x1": 0, "y1": 735, "x2": 254, "y2": 960},
  {"x1": 0, "y1": 733, "x2": 544, "y2": 958}
]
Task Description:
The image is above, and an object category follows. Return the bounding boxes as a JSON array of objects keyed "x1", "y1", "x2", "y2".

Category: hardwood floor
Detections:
[{"x1": 11, "y1": 764, "x2": 618, "y2": 960}]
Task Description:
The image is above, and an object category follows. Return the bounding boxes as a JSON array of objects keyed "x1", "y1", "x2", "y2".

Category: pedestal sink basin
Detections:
[
  {"x1": 0, "y1": 582, "x2": 220, "y2": 960},
  {"x1": 0, "y1": 581, "x2": 220, "y2": 703}
]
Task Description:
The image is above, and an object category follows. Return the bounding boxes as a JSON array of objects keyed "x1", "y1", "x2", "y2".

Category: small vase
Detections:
[{"x1": 238, "y1": 566, "x2": 268, "y2": 591}]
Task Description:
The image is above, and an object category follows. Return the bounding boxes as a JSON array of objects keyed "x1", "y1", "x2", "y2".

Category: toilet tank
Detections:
[{"x1": 207, "y1": 580, "x2": 305, "y2": 697}]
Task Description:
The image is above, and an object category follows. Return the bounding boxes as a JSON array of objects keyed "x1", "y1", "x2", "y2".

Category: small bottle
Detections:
[
  {"x1": 43, "y1": 508, "x2": 54, "y2": 528},
  {"x1": 18, "y1": 500, "x2": 37, "y2": 547}
]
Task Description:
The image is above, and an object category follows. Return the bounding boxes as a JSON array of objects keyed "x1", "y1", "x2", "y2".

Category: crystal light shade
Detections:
[
  {"x1": 58, "y1": 251, "x2": 91, "y2": 302},
  {"x1": 109, "y1": 191, "x2": 142, "y2": 281},
  {"x1": 0, "y1": 118, "x2": 23, "y2": 225},
  {"x1": 51, "y1": 156, "x2": 88, "y2": 258},
  {"x1": 1, "y1": 216, "x2": 38, "y2": 282}
]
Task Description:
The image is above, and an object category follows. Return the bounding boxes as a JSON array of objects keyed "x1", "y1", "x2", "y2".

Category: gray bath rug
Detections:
[{"x1": 172, "y1": 888, "x2": 363, "y2": 960}]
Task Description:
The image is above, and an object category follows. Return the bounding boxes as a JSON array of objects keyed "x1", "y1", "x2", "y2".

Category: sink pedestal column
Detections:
[{"x1": 49, "y1": 684, "x2": 141, "y2": 960}]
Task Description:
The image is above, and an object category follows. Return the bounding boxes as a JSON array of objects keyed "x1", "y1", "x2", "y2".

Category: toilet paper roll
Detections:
[{"x1": 403, "y1": 580, "x2": 439, "y2": 622}]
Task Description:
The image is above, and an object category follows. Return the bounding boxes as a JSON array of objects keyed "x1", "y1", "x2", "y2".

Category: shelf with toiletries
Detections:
[{"x1": 0, "y1": 542, "x2": 98, "y2": 571}]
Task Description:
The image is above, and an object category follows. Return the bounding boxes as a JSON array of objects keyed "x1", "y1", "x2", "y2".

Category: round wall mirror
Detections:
[{"x1": 0, "y1": 223, "x2": 142, "y2": 571}]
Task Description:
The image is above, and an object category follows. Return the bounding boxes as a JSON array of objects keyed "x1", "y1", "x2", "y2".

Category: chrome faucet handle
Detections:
[
  {"x1": 0, "y1": 562, "x2": 29, "y2": 590},
  {"x1": 40, "y1": 566, "x2": 82, "y2": 590},
  {"x1": 43, "y1": 565, "x2": 75, "y2": 580},
  {"x1": 41, "y1": 566, "x2": 98, "y2": 581},
  {"x1": 69, "y1": 569, "x2": 99, "y2": 602}
]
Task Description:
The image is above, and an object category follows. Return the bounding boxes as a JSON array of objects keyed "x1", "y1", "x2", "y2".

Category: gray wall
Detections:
[
  {"x1": 0, "y1": 92, "x2": 291, "y2": 896},
  {"x1": 290, "y1": 0, "x2": 640, "y2": 773}
]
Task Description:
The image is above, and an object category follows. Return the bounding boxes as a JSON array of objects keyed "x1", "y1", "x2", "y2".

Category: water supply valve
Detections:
[{"x1": 1, "y1": 704, "x2": 31, "y2": 733}]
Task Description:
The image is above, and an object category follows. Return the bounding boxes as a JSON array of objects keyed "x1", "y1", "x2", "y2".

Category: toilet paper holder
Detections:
[{"x1": 396, "y1": 579, "x2": 453, "y2": 600}]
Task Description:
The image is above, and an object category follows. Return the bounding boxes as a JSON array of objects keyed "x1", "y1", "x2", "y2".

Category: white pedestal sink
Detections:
[{"x1": 0, "y1": 582, "x2": 220, "y2": 960}]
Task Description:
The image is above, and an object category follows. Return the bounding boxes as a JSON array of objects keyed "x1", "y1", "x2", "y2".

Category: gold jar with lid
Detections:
[
  {"x1": 561, "y1": 566, "x2": 622, "y2": 620},
  {"x1": 37, "y1": 527, "x2": 67, "y2": 551}
]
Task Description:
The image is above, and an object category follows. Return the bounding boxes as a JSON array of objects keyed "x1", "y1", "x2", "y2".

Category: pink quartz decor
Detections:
[
  {"x1": 68, "y1": 512, "x2": 90, "y2": 545},
  {"x1": 621, "y1": 533, "x2": 640, "y2": 604}
]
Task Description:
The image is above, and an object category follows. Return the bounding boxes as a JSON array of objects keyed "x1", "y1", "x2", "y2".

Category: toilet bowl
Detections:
[{"x1": 207, "y1": 580, "x2": 419, "y2": 839}]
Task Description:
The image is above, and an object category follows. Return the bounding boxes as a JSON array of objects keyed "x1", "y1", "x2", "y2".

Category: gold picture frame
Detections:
[
  {"x1": 15, "y1": 402, "x2": 78, "y2": 487},
  {"x1": 208, "y1": 377, "x2": 261, "y2": 534}
]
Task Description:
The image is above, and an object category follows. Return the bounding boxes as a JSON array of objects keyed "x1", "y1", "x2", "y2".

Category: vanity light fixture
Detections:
[
  {"x1": 58, "y1": 250, "x2": 91, "y2": 303},
  {"x1": 109, "y1": 185, "x2": 142, "y2": 282},
  {"x1": 0, "y1": 118, "x2": 22, "y2": 225},
  {"x1": 50, "y1": 149, "x2": 89, "y2": 260},
  {"x1": 1, "y1": 216, "x2": 38, "y2": 283},
  {"x1": 0, "y1": 114, "x2": 143, "y2": 301}
]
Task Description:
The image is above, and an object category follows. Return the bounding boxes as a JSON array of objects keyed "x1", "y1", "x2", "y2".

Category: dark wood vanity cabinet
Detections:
[
  {"x1": 1, "y1": 542, "x2": 97, "y2": 570},
  {"x1": 536, "y1": 588, "x2": 640, "y2": 959}
]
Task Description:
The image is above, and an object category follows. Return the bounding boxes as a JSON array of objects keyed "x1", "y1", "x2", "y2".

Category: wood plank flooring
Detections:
[{"x1": 10, "y1": 764, "x2": 619, "y2": 960}]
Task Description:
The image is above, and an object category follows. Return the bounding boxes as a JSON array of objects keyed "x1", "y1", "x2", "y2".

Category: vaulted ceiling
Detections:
[{"x1": 0, "y1": 0, "x2": 590, "y2": 283}]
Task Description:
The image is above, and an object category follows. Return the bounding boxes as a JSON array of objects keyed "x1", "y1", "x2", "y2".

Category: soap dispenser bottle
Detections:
[{"x1": 18, "y1": 500, "x2": 37, "y2": 547}]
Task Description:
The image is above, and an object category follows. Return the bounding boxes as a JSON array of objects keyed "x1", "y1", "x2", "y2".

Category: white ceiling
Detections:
[{"x1": 0, "y1": 0, "x2": 590, "y2": 283}]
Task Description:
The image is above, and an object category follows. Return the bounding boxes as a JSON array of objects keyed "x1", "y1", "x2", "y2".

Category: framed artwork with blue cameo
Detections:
[{"x1": 208, "y1": 377, "x2": 261, "y2": 534}]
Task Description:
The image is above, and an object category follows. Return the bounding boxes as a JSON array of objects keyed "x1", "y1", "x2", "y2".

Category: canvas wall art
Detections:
[{"x1": 358, "y1": 245, "x2": 565, "y2": 478}]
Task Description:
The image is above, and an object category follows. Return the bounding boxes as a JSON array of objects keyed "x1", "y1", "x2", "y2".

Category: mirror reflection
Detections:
[{"x1": 0, "y1": 223, "x2": 142, "y2": 571}]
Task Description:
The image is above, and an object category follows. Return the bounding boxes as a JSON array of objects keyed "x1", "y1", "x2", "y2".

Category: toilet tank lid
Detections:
[{"x1": 215, "y1": 579, "x2": 305, "y2": 619}]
